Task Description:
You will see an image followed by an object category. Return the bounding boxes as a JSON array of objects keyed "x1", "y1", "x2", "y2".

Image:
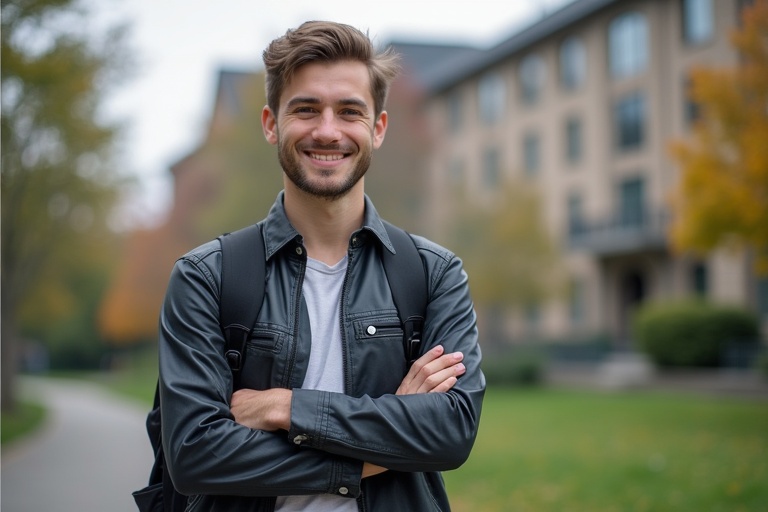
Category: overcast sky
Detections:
[{"x1": 88, "y1": 0, "x2": 573, "y2": 227}]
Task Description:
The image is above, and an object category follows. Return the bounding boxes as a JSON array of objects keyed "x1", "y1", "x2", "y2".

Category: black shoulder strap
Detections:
[
  {"x1": 218, "y1": 224, "x2": 266, "y2": 378},
  {"x1": 381, "y1": 221, "x2": 428, "y2": 365}
]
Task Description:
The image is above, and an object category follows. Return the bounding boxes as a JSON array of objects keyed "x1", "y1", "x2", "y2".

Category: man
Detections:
[{"x1": 159, "y1": 21, "x2": 485, "y2": 511}]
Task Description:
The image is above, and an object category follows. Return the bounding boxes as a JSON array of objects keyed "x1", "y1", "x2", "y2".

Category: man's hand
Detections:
[
  {"x1": 396, "y1": 345, "x2": 465, "y2": 396},
  {"x1": 231, "y1": 388, "x2": 292, "y2": 431}
]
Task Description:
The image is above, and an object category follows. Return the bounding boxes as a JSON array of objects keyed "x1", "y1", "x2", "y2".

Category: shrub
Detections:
[
  {"x1": 482, "y1": 351, "x2": 544, "y2": 387},
  {"x1": 633, "y1": 300, "x2": 760, "y2": 367}
]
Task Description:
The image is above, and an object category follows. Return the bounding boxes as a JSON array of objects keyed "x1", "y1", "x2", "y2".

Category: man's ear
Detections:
[
  {"x1": 262, "y1": 106, "x2": 278, "y2": 145},
  {"x1": 373, "y1": 110, "x2": 388, "y2": 149}
]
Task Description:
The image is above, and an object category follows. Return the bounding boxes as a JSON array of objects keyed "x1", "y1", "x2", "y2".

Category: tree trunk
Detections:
[{"x1": 1, "y1": 288, "x2": 19, "y2": 414}]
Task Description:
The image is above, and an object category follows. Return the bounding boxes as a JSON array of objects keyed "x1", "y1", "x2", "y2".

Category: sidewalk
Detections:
[{"x1": 1, "y1": 377, "x2": 154, "y2": 512}]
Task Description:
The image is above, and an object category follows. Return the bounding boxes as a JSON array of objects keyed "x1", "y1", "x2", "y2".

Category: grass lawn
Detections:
[
  {"x1": 1, "y1": 400, "x2": 46, "y2": 445},
  {"x1": 443, "y1": 387, "x2": 768, "y2": 512}
]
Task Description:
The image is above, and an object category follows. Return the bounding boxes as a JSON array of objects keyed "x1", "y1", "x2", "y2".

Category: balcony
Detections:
[{"x1": 567, "y1": 209, "x2": 669, "y2": 257}]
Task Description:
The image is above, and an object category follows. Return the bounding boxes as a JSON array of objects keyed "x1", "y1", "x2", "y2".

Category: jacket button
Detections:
[
  {"x1": 293, "y1": 434, "x2": 308, "y2": 445},
  {"x1": 295, "y1": 246, "x2": 303, "y2": 256},
  {"x1": 366, "y1": 325, "x2": 376, "y2": 335},
  {"x1": 338, "y1": 487, "x2": 349, "y2": 495}
]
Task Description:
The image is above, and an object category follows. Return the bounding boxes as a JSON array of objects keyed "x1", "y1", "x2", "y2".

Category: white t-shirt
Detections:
[{"x1": 275, "y1": 256, "x2": 358, "y2": 512}]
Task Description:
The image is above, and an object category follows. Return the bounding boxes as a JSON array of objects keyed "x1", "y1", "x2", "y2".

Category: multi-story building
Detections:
[{"x1": 412, "y1": 0, "x2": 764, "y2": 347}]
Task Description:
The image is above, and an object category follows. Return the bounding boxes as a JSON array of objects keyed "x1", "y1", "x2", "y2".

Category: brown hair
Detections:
[{"x1": 262, "y1": 21, "x2": 400, "y2": 117}]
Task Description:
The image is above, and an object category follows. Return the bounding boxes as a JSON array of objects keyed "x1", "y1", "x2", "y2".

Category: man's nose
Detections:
[{"x1": 312, "y1": 109, "x2": 341, "y2": 143}]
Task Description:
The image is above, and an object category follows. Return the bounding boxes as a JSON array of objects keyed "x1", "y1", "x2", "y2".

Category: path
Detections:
[{"x1": 2, "y1": 377, "x2": 154, "y2": 512}]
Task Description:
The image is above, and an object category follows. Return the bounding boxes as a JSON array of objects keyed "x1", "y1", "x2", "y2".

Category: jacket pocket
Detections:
[{"x1": 240, "y1": 329, "x2": 284, "y2": 390}]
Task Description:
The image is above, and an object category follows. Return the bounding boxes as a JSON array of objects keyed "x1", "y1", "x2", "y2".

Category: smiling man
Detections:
[{"x1": 157, "y1": 21, "x2": 485, "y2": 511}]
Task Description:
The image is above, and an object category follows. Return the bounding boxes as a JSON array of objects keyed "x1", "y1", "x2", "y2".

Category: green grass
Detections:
[
  {"x1": 1, "y1": 400, "x2": 47, "y2": 445},
  {"x1": 443, "y1": 387, "x2": 768, "y2": 512}
]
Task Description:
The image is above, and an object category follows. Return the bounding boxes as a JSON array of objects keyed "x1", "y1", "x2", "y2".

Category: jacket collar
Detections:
[{"x1": 261, "y1": 191, "x2": 395, "y2": 260}]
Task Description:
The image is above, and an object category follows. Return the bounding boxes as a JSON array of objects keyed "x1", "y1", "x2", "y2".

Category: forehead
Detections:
[{"x1": 280, "y1": 60, "x2": 374, "y2": 109}]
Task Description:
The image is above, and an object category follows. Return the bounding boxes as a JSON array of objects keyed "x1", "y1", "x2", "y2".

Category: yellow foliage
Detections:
[{"x1": 668, "y1": 0, "x2": 768, "y2": 274}]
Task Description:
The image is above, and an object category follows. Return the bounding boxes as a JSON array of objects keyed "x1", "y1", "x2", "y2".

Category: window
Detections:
[
  {"x1": 569, "y1": 278, "x2": 586, "y2": 325},
  {"x1": 619, "y1": 177, "x2": 645, "y2": 228},
  {"x1": 567, "y1": 193, "x2": 584, "y2": 236},
  {"x1": 614, "y1": 92, "x2": 645, "y2": 151},
  {"x1": 523, "y1": 133, "x2": 540, "y2": 176},
  {"x1": 559, "y1": 36, "x2": 586, "y2": 90},
  {"x1": 447, "y1": 90, "x2": 464, "y2": 133},
  {"x1": 478, "y1": 72, "x2": 506, "y2": 125},
  {"x1": 524, "y1": 302, "x2": 541, "y2": 336},
  {"x1": 609, "y1": 12, "x2": 648, "y2": 79},
  {"x1": 691, "y1": 261, "x2": 709, "y2": 296},
  {"x1": 482, "y1": 147, "x2": 501, "y2": 189},
  {"x1": 519, "y1": 53, "x2": 546, "y2": 104},
  {"x1": 757, "y1": 277, "x2": 768, "y2": 321},
  {"x1": 683, "y1": 0, "x2": 714, "y2": 44},
  {"x1": 565, "y1": 117, "x2": 583, "y2": 164}
]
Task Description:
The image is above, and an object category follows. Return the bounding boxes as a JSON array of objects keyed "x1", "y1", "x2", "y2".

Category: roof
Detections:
[{"x1": 426, "y1": 0, "x2": 619, "y2": 93}]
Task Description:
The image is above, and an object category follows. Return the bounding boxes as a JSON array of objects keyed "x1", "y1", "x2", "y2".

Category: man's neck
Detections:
[{"x1": 283, "y1": 184, "x2": 365, "y2": 266}]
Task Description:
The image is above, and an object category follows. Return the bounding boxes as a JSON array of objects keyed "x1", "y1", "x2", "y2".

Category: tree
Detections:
[
  {"x1": 441, "y1": 181, "x2": 562, "y2": 346},
  {"x1": 1, "y1": 0, "x2": 130, "y2": 410},
  {"x1": 668, "y1": 1, "x2": 768, "y2": 273}
]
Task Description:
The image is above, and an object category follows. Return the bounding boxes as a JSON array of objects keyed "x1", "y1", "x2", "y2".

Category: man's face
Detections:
[{"x1": 261, "y1": 60, "x2": 387, "y2": 200}]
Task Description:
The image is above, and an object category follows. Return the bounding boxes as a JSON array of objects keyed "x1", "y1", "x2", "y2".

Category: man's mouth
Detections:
[{"x1": 308, "y1": 152, "x2": 345, "y2": 161}]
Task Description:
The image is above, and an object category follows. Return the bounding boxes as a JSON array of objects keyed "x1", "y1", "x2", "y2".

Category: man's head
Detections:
[{"x1": 262, "y1": 21, "x2": 400, "y2": 118}]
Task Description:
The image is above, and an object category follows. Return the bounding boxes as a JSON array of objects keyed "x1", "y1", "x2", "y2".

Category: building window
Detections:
[
  {"x1": 567, "y1": 193, "x2": 584, "y2": 236},
  {"x1": 683, "y1": 78, "x2": 702, "y2": 126},
  {"x1": 524, "y1": 302, "x2": 541, "y2": 337},
  {"x1": 569, "y1": 278, "x2": 586, "y2": 326},
  {"x1": 683, "y1": 0, "x2": 714, "y2": 44},
  {"x1": 482, "y1": 147, "x2": 501, "y2": 189},
  {"x1": 691, "y1": 261, "x2": 709, "y2": 296},
  {"x1": 614, "y1": 92, "x2": 645, "y2": 151},
  {"x1": 618, "y1": 177, "x2": 645, "y2": 228},
  {"x1": 559, "y1": 36, "x2": 586, "y2": 90},
  {"x1": 519, "y1": 53, "x2": 545, "y2": 104},
  {"x1": 609, "y1": 12, "x2": 648, "y2": 79},
  {"x1": 565, "y1": 116, "x2": 583, "y2": 164},
  {"x1": 523, "y1": 133, "x2": 540, "y2": 176},
  {"x1": 448, "y1": 90, "x2": 464, "y2": 133},
  {"x1": 478, "y1": 72, "x2": 506, "y2": 125},
  {"x1": 757, "y1": 277, "x2": 768, "y2": 322}
]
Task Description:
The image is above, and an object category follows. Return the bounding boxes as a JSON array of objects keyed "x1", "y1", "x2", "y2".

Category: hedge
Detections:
[{"x1": 633, "y1": 300, "x2": 760, "y2": 367}]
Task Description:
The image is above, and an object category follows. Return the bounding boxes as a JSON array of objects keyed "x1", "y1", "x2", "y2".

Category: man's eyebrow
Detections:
[
  {"x1": 284, "y1": 96, "x2": 370, "y2": 111},
  {"x1": 285, "y1": 96, "x2": 320, "y2": 108}
]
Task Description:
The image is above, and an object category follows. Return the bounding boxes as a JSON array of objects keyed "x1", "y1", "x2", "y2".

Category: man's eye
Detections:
[{"x1": 340, "y1": 109, "x2": 363, "y2": 116}]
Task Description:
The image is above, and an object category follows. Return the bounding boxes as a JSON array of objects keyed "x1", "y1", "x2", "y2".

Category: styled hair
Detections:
[{"x1": 262, "y1": 21, "x2": 401, "y2": 117}]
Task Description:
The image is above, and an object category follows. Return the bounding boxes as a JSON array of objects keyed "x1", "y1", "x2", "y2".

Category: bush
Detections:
[
  {"x1": 633, "y1": 300, "x2": 760, "y2": 367},
  {"x1": 482, "y1": 351, "x2": 544, "y2": 387}
]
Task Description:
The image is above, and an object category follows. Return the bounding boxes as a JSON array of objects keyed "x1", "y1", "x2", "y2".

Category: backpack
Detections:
[{"x1": 132, "y1": 221, "x2": 428, "y2": 512}]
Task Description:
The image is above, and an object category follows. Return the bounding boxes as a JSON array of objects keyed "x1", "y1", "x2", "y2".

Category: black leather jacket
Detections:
[{"x1": 159, "y1": 192, "x2": 485, "y2": 511}]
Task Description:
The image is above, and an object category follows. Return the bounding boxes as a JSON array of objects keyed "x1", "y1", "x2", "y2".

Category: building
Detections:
[{"x1": 415, "y1": 0, "x2": 764, "y2": 347}]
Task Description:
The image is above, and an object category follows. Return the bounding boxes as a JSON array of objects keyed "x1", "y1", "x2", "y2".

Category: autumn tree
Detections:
[
  {"x1": 1, "y1": 0, "x2": 130, "y2": 410},
  {"x1": 441, "y1": 181, "x2": 562, "y2": 346},
  {"x1": 669, "y1": 0, "x2": 768, "y2": 273}
]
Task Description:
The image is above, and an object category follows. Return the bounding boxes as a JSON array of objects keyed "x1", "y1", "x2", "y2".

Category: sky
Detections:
[{"x1": 88, "y1": 0, "x2": 573, "y2": 228}]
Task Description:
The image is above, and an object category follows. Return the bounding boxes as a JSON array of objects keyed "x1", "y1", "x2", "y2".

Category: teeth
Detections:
[{"x1": 310, "y1": 153, "x2": 344, "y2": 161}]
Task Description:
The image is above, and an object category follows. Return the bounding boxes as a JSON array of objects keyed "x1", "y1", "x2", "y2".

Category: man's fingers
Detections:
[{"x1": 397, "y1": 346, "x2": 465, "y2": 395}]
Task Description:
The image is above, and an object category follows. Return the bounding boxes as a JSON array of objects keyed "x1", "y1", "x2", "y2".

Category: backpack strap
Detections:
[
  {"x1": 218, "y1": 224, "x2": 266, "y2": 383},
  {"x1": 381, "y1": 221, "x2": 428, "y2": 365}
]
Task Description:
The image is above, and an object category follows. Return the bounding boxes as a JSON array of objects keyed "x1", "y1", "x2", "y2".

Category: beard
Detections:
[{"x1": 277, "y1": 137, "x2": 372, "y2": 201}]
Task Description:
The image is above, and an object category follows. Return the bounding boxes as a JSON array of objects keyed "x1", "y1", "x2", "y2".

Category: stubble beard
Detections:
[{"x1": 277, "y1": 137, "x2": 372, "y2": 202}]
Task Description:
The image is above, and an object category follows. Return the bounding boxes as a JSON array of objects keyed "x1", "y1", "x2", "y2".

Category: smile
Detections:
[{"x1": 308, "y1": 152, "x2": 346, "y2": 161}]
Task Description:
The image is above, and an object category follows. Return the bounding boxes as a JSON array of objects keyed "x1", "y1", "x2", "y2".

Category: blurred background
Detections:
[{"x1": 2, "y1": 0, "x2": 768, "y2": 510}]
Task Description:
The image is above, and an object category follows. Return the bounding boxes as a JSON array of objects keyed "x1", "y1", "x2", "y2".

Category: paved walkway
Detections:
[{"x1": 2, "y1": 377, "x2": 155, "y2": 512}]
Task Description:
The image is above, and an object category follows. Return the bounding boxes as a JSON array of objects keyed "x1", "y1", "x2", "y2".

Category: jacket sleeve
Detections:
[
  {"x1": 288, "y1": 247, "x2": 485, "y2": 472},
  {"x1": 159, "y1": 249, "x2": 363, "y2": 498}
]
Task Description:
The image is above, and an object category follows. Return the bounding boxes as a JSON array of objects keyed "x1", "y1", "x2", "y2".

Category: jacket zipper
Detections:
[{"x1": 340, "y1": 244, "x2": 354, "y2": 394}]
